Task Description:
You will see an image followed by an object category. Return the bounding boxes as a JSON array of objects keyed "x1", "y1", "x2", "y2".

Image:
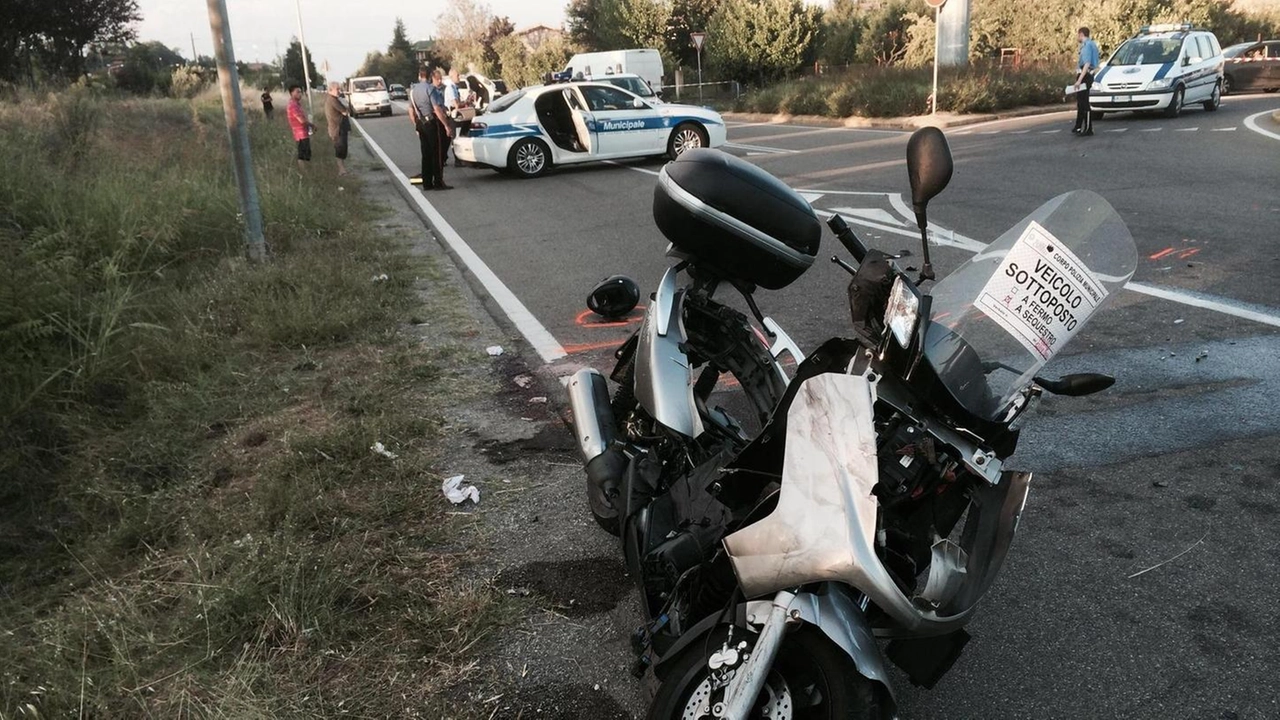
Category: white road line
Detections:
[
  {"x1": 1140, "y1": 127, "x2": 1163, "y2": 132},
  {"x1": 724, "y1": 142, "x2": 796, "y2": 154},
  {"x1": 1106, "y1": 128, "x2": 1128, "y2": 133},
  {"x1": 1127, "y1": 283, "x2": 1280, "y2": 329},
  {"x1": 1243, "y1": 108, "x2": 1280, "y2": 142},
  {"x1": 726, "y1": 120, "x2": 906, "y2": 134},
  {"x1": 824, "y1": 202, "x2": 1280, "y2": 329},
  {"x1": 944, "y1": 109, "x2": 1073, "y2": 133},
  {"x1": 1039, "y1": 129, "x2": 1062, "y2": 134},
  {"x1": 1211, "y1": 127, "x2": 1237, "y2": 132},
  {"x1": 352, "y1": 118, "x2": 569, "y2": 364},
  {"x1": 607, "y1": 161, "x2": 661, "y2": 176},
  {"x1": 976, "y1": 130, "x2": 1001, "y2": 135},
  {"x1": 1174, "y1": 127, "x2": 1199, "y2": 132},
  {"x1": 1010, "y1": 130, "x2": 1031, "y2": 134}
]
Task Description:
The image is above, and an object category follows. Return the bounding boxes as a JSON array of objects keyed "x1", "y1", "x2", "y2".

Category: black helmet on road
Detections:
[{"x1": 587, "y1": 275, "x2": 640, "y2": 319}]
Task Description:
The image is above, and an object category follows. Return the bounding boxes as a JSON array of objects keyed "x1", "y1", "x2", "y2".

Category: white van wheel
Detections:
[
  {"x1": 1203, "y1": 82, "x2": 1221, "y2": 112},
  {"x1": 1163, "y1": 86, "x2": 1184, "y2": 119}
]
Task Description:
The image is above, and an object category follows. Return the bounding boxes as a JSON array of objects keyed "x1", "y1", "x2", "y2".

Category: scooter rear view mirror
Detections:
[{"x1": 905, "y1": 127, "x2": 953, "y2": 282}]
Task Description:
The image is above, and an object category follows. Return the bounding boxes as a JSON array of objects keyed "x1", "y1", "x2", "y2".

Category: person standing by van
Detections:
[{"x1": 1073, "y1": 27, "x2": 1100, "y2": 136}]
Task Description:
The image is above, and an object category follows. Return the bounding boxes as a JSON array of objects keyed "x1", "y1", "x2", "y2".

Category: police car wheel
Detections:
[
  {"x1": 509, "y1": 138, "x2": 550, "y2": 178},
  {"x1": 1163, "y1": 86, "x2": 1183, "y2": 119},
  {"x1": 668, "y1": 122, "x2": 707, "y2": 160},
  {"x1": 1203, "y1": 82, "x2": 1221, "y2": 112}
]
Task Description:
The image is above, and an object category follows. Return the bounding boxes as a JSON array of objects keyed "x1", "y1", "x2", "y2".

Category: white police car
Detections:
[
  {"x1": 453, "y1": 80, "x2": 726, "y2": 178},
  {"x1": 1090, "y1": 24, "x2": 1224, "y2": 120}
]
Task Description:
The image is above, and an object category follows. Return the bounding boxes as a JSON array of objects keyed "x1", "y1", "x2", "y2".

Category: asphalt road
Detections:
[{"x1": 356, "y1": 95, "x2": 1280, "y2": 719}]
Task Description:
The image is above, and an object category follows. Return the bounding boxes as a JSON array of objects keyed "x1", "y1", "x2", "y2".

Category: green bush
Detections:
[{"x1": 738, "y1": 62, "x2": 1065, "y2": 118}]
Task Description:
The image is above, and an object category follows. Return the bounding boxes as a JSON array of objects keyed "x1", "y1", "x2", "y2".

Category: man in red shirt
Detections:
[{"x1": 286, "y1": 83, "x2": 313, "y2": 171}]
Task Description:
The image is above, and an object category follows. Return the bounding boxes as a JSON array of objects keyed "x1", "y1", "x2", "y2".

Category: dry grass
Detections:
[{"x1": 0, "y1": 89, "x2": 508, "y2": 718}]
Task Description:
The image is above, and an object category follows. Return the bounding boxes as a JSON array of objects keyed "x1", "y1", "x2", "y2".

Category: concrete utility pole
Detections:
[
  {"x1": 294, "y1": 0, "x2": 314, "y2": 115},
  {"x1": 206, "y1": 0, "x2": 267, "y2": 262},
  {"x1": 190, "y1": 32, "x2": 198, "y2": 64}
]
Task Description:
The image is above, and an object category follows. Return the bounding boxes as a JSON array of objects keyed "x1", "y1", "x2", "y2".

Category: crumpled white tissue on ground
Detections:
[{"x1": 442, "y1": 474, "x2": 480, "y2": 505}]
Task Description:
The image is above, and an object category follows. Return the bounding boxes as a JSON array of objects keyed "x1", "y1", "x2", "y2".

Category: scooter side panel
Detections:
[{"x1": 634, "y1": 267, "x2": 704, "y2": 438}]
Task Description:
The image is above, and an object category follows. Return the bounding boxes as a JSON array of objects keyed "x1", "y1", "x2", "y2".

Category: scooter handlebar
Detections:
[{"x1": 827, "y1": 215, "x2": 868, "y2": 265}]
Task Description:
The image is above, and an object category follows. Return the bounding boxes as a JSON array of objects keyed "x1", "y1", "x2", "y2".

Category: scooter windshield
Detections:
[{"x1": 922, "y1": 190, "x2": 1138, "y2": 422}]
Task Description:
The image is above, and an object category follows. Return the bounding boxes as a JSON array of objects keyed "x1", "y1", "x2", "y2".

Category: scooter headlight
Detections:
[{"x1": 884, "y1": 275, "x2": 920, "y2": 348}]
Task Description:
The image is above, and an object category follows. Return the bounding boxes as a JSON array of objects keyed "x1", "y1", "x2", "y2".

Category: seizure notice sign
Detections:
[{"x1": 975, "y1": 221, "x2": 1108, "y2": 361}]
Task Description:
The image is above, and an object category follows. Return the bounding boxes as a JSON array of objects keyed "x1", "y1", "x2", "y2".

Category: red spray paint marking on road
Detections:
[
  {"x1": 574, "y1": 307, "x2": 646, "y2": 328},
  {"x1": 1178, "y1": 248, "x2": 1201, "y2": 260},
  {"x1": 1149, "y1": 247, "x2": 1177, "y2": 260}
]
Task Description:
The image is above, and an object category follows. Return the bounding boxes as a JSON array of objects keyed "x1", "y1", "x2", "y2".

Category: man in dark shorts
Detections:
[
  {"x1": 286, "y1": 83, "x2": 313, "y2": 171},
  {"x1": 324, "y1": 81, "x2": 350, "y2": 176}
]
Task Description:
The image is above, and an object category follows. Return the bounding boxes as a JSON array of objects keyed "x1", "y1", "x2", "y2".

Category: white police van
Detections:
[{"x1": 1090, "y1": 24, "x2": 1224, "y2": 120}]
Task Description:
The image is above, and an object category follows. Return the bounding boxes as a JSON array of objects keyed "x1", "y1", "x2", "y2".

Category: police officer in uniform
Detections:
[{"x1": 1073, "y1": 27, "x2": 1100, "y2": 136}]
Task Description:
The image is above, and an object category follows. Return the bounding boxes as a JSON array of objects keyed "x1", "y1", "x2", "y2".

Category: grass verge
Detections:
[
  {"x1": 0, "y1": 88, "x2": 504, "y2": 717},
  {"x1": 736, "y1": 62, "x2": 1068, "y2": 118}
]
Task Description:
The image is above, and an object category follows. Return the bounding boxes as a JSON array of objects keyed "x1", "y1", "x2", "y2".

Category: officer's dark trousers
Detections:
[{"x1": 1074, "y1": 73, "x2": 1094, "y2": 134}]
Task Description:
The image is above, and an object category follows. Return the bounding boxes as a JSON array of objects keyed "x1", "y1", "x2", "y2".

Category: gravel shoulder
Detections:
[{"x1": 353, "y1": 135, "x2": 648, "y2": 719}]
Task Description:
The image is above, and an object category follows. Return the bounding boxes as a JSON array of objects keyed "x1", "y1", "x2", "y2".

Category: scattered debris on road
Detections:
[
  {"x1": 442, "y1": 474, "x2": 480, "y2": 505},
  {"x1": 486, "y1": 345, "x2": 504, "y2": 356}
]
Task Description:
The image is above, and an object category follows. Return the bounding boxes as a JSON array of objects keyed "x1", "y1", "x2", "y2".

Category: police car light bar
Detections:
[{"x1": 1139, "y1": 22, "x2": 1193, "y2": 34}]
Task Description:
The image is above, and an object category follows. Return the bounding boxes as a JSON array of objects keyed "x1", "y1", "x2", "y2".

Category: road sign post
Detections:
[
  {"x1": 294, "y1": 0, "x2": 313, "y2": 114},
  {"x1": 691, "y1": 32, "x2": 706, "y2": 103},
  {"x1": 926, "y1": 0, "x2": 946, "y2": 114},
  {"x1": 205, "y1": 0, "x2": 266, "y2": 262}
]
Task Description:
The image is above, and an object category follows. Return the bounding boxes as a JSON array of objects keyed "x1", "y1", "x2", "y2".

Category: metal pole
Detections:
[
  {"x1": 293, "y1": 0, "x2": 313, "y2": 115},
  {"x1": 190, "y1": 32, "x2": 198, "y2": 64},
  {"x1": 931, "y1": 6, "x2": 940, "y2": 114},
  {"x1": 696, "y1": 47, "x2": 703, "y2": 103},
  {"x1": 206, "y1": 0, "x2": 267, "y2": 262}
]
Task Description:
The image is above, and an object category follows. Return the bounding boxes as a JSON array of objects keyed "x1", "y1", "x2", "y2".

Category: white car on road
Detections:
[
  {"x1": 1090, "y1": 24, "x2": 1224, "y2": 119},
  {"x1": 453, "y1": 80, "x2": 726, "y2": 178}
]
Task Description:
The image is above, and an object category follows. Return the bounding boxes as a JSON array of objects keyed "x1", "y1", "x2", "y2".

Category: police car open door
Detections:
[{"x1": 565, "y1": 89, "x2": 594, "y2": 154}]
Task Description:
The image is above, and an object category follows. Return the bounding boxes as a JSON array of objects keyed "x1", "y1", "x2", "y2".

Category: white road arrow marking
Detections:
[
  {"x1": 829, "y1": 207, "x2": 905, "y2": 226},
  {"x1": 797, "y1": 191, "x2": 826, "y2": 205}
]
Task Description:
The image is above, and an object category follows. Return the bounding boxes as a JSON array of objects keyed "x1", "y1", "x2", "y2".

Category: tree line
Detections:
[
  {"x1": 355, "y1": 3, "x2": 577, "y2": 90},
  {"x1": 564, "y1": 0, "x2": 1280, "y2": 86},
  {"x1": 0, "y1": 0, "x2": 140, "y2": 84}
]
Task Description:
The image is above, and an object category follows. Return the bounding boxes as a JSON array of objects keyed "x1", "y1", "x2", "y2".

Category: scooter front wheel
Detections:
[{"x1": 648, "y1": 626, "x2": 881, "y2": 719}]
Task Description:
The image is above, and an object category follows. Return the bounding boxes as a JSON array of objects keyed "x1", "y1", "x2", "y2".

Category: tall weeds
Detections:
[{"x1": 0, "y1": 91, "x2": 492, "y2": 717}]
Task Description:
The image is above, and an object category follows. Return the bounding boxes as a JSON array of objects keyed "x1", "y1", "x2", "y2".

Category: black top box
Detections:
[{"x1": 653, "y1": 149, "x2": 820, "y2": 290}]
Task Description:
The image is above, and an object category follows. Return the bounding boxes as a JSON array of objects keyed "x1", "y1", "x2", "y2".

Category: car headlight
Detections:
[
  {"x1": 1147, "y1": 78, "x2": 1173, "y2": 90},
  {"x1": 884, "y1": 275, "x2": 920, "y2": 348}
]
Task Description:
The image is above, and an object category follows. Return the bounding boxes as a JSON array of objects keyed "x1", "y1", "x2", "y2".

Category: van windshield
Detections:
[
  {"x1": 1108, "y1": 37, "x2": 1182, "y2": 66},
  {"x1": 604, "y1": 76, "x2": 654, "y2": 98},
  {"x1": 352, "y1": 79, "x2": 386, "y2": 92}
]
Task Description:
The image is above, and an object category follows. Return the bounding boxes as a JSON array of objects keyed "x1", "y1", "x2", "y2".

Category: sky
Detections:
[{"x1": 136, "y1": 0, "x2": 569, "y2": 80}]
